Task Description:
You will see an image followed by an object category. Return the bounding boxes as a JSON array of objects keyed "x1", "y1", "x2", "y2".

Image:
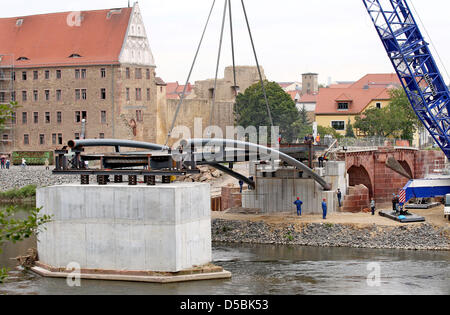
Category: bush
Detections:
[
  {"x1": 12, "y1": 151, "x2": 54, "y2": 166},
  {"x1": 0, "y1": 185, "x2": 37, "y2": 200}
]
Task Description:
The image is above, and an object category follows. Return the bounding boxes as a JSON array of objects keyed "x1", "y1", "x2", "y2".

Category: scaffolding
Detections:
[{"x1": 0, "y1": 54, "x2": 15, "y2": 156}]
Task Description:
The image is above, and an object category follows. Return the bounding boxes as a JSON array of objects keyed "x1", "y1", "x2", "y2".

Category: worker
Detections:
[
  {"x1": 315, "y1": 133, "x2": 321, "y2": 145},
  {"x1": 337, "y1": 189, "x2": 342, "y2": 208},
  {"x1": 44, "y1": 158, "x2": 50, "y2": 170},
  {"x1": 322, "y1": 198, "x2": 328, "y2": 220},
  {"x1": 294, "y1": 197, "x2": 303, "y2": 216},
  {"x1": 318, "y1": 156, "x2": 324, "y2": 168},
  {"x1": 370, "y1": 198, "x2": 376, "y2": 216},
  {"x1": 392, "y1": 194, "x2": 397, "y2": 212},
  {"x1": 238, "y1": 180, "x2": 244, "y2": 193}
]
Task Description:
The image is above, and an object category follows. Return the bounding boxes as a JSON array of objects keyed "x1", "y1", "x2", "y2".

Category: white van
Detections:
[{"x1": 445, "y1": 194, "x2": 450, "y2": 221}]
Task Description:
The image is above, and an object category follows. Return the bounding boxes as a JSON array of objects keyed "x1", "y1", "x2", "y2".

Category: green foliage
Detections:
[
  {"x1": 354, "y1": 88, "x2": 421, "y2": 141},
  {"x1": 345, "y1": 119, "x2": 356, "y2": 138},
  {"x1": 12, "y1": 151, "x2": 54, "y2": 166},
  {"x1": 294, "y1": 106, "x2": 313, "y2": 140},
  {"x1": 235, "y1": 81, "x2": 301, "y2": 143},
  {"x1": 0, "y1": 206, "x2": 52, "y2": 283},
  {"x1": 0, "y1": 101, "x2": 18, "y2": 132},
  {"x1": 317, "y1": 125, "x2": 343, "y2": 140},
  {"x1": 285, "y1": 232, "x2": 294, "y2": 242},
  {"x1": 0, "y1": 185, "x2": 37, "y2": 201}
]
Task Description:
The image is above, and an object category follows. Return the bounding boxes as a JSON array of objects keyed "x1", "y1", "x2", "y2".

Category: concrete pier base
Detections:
[{"x1": 36, "y1": 183, "x2": 226, "y2": 281}]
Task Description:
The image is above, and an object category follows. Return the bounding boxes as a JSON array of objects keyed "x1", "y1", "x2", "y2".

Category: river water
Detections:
[{"x1": 0, "y1": 206, "x2": 449, "y2": 295}]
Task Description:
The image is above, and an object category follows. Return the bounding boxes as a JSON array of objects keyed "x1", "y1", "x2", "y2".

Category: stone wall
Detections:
[{"x1": 342, "y1": 184, "x2": 370, "y2": 213}]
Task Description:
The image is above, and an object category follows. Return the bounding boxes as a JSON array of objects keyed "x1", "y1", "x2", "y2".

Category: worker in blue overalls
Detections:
[
  {"x1": 294, "y1": 197, "x2": 303, "y2": 216},
  {"x1": 322, "y1": 199, "x2": 328, "y2": 220}
]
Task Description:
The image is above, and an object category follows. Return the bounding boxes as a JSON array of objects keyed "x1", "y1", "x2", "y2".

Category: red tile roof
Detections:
[
  {"x1": 316, "y1": 87, "x2": 391, "y2": 114},
  {"x1": 315, "y1": 74, "x2": 400, "y2": 115},
  {"x1": 0, "y1": 8, "x2": 132, "y2": 68},
  {"x1": 299, "y1": 93, "x2": 318, "y2": 103},
  {"x1": 166, "y1": 82, "x2": 193, "y2": 99}
]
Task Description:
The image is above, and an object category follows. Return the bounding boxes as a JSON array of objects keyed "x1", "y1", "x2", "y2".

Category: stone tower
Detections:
[{"x1": 302, "y1": 73, "x2": 319, "y2": 95}]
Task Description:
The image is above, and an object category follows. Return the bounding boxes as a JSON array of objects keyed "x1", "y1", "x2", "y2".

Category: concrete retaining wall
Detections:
[{"x1": 36, "y1": 183, "x2": 212, "y2": 273}]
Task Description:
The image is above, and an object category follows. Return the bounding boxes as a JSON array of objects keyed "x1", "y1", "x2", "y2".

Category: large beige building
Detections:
[{"x1": 0, "y1": 3, "x2": 158, "y2": 155}]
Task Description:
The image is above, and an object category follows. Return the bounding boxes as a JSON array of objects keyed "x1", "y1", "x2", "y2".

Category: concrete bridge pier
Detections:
[{"x1": 32, "y1": 183, "x2": 231, "y2": 283}]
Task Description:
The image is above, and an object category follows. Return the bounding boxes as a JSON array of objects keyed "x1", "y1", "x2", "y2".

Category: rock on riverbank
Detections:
[
  {"x1": 212, "y1": 219, "x2": 450, "y2": 251},
  {"x1": 0, "y1": 166, "x2": 77, "y2": 192}
]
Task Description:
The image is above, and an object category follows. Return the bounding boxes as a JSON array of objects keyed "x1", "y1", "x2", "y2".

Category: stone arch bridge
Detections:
[{"x1": 336, "y1": 147, "x2": 446, "y2": 206}]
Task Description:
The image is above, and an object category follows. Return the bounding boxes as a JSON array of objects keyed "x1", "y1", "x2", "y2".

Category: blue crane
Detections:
[{"x1": 362, "y1": 0, "x2": 450, "y2": 206}]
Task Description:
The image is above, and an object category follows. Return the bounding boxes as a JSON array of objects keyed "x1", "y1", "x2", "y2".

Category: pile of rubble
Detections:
[{"x1": 178, "y1": 166, "x2": 223, "y2": 183}]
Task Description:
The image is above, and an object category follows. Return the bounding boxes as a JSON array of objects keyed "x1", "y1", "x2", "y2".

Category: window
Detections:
[
  {"x1": 11, "y1": 91, "x2": 15, "y2": 102},
  {"x1": 81, "y1": 69, "x2": 86, "y2": 79},
  {"x1": 331, "y1": 121, "x2": 345, "y2": 131},
  {"x1": 135, "y1": 68, "x2": 142, "y2": 79},
  {"x1": 24, "y1": 134, "x2": 29, "y2": 145},
  {"x1": 75, "y1": 69, "x2": 80, "y2": 79},
  {"x1": 101, "y1": 88, "x2": 106, "y2": 100},
  {"x1": 57, "y1": 112, "x2": 62, "y2": 124},
  {"x1": 52, "y1": 134, "x2": 57, "y2": 145},
  {"x1": 33, "y1": 90, "x2": 38, "y2": 101},
  {"x1": 82, "y1": 89, "x2": 87, "y2": 100},
  {"x1": 99, "y1": 133, "x2": 105, "y2": 139},
  {"x1": 126, "y1": 68, "x2": 130, "y2": 79},
  {"x1": 45, "y1": 112, "x2": 50, "y2": 124},
  {"x1": 101, "y1": 68, "x2": 106, "y2": 78},
  {"x1": 22, "y1": 112, "x2": 27, "y2": 124},
  {"x1": 11, "y1": 112, "x2": 16, "y2": 125},
  {"x1": 337, "y1": 102, "x2": 349, "y2": 110},
  {"x1": 136, "y1": 88, "x2": 142, "y2": 101},
  {"x1": 22, "y1": 91, "x2": 27, "y2": 102},
  {"x1": 58, "y1": 134, "x2": 63, "y2": 145},
  {"x1": 33, "y1": 71, "x2": 38, "y2": 80},
  {"x1": 146, "y1": 69, "x2": 151, "y2": 80},
  {"x1": 12, "y1": 72, "x2": 15, "y2": 81},
  {"x1": 45, "y1": 90, "x2": 50, "y2": 101},
  {"x1": 126, "y1": 88, "x2": 130, "y2": 101},
  {"x1": 56, "y1": 70, "x2": 62, "y2": 79},
  {"x1": 2, "y1": 134, "x2": 8, "y2": 141},
  {"x1": 101, "y1": 111, "x2": 107, "y2": 124},
  {"x1": 39, "y1": 134, "x2": 45, "y2": 145},
  {"x1": 147, "y1": 88, "x2": 151, "y2": 101},
  {"x1": 56, "y1": 90, "x2": 62, "y2": 101},
  {"x1": 22, "y1": 71, "x2": 27, "y2": 81},
  {"x1": 75, "y1": 111, "x2": 81, "y2": 123},
  {"x1": 136, "y1": 110, "x2": 143, "y2": 122},
  {"x1": 0, "y1": 92, "x2": 5, "y2": 103},
  {"x1": 376, "y1": 102, "x2": 382, "y2": 109},
  {"x1": 74, "y1": 133, "x2": 80, "y2": 140},
  {"x1": 33, "y1": 112, "x2": 39, "y2": 124},
  {"x1": 45, "y1": 70, "x2": 50, "y2": 80},
  {"x1": 82, "y1": 111, "x2": 87, "y2": 120},
  {"x1": 75, "y1": 89, "x2": 81, "y2": 100}
]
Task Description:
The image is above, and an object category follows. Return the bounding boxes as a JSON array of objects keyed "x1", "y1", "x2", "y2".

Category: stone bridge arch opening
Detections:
[
  {"x1": 347, "y1": 165, "x2": 373, "y2": 198},
  {"x1": 398, "y1": 160, "x2": 413, "y2": 179}
]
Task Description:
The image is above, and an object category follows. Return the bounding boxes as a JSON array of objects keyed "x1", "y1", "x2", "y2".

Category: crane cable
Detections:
[
  {"x1": 164, "y1": 0, "x2": 217, "y2": 148},
  {"x1": 229, "y1": 0, "x2": 238, "y2": 96},
  {"x1": 241, "y1": 0, "x2": 274, "y2": 128},
  {"x1": 208, "y1": 0, "x2": 229, "y2": 132}
]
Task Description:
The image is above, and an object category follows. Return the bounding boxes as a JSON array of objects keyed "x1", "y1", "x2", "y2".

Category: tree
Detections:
[
  {"x1": 354, "y1": 88, "x2": 421, "y2": 141},
  {"x1": 317, "y1": 125, "x2": 343, "y2": 140},
  {"x1": 0, "y1": 206, "x2": 52, "y2": 283},
  {"x1": 235, "y1": 81, "x2": 301, "y2": 143},
  {"x1": 345, "y1": 119, "x2": 356, "y2": 138},
  {"x1": 0, "y1": 101, "x2": 17, "y2": 130},
  {"x1": 294, "y1": 106, "x2": 312, "y2": 141}
]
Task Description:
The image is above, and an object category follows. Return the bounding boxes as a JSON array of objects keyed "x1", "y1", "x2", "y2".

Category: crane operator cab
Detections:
[{"x1": 444, "y1": 194, "x2": 450, "y2": 221}]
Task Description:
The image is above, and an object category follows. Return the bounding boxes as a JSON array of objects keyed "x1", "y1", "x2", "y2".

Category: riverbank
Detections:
[
  {"x1": 0, "y1": 166, "x2": 76, "y2": 192},
  {"x1": 212, "y1": 208, "x2": 450, "y2": 251}
]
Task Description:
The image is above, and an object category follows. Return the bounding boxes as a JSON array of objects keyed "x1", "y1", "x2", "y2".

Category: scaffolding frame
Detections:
[{"x1": 0, "y1": 54, "x2": 15, "y2": 156}]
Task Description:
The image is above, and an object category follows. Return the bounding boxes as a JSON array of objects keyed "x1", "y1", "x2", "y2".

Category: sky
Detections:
[{"x1": 2, "y1": 0, "x2": 450, "y2": 85}]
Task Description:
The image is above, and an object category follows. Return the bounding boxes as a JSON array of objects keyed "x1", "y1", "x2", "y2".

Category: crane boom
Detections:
[{"x1": 362, "y1": 0, "x2": 450, "y2": 159}]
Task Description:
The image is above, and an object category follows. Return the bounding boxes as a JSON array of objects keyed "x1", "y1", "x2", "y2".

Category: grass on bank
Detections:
[{"x1": 0, "y1": 185, "x2": 37, "y2": 201}]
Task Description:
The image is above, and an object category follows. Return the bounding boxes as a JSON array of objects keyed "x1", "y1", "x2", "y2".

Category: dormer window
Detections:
[
  {"x1": 338, "y1": 102, "x2": 349, "y2": 110},
  {"x1": 17, "y1": 56, "x2": 29, "y2": 61},
  {"x1": 69, "y1": 54, "x2": 82, "y2": 58},
  {"x1": 16, "y1": 19, "x2": 24, "y2": 27}
]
